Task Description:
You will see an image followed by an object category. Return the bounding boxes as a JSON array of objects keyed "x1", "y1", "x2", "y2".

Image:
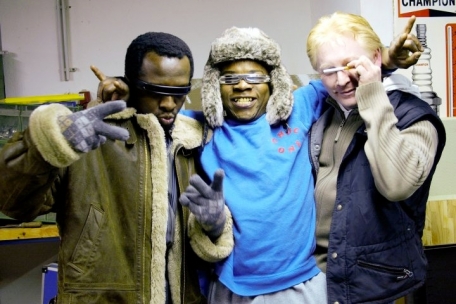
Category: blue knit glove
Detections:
[
  {"x1": 180, "y1": 169, "x2": 226, "y2": 238},
  {"x1": 58, "y1": 100, "x2": 129, "y2": 153}
]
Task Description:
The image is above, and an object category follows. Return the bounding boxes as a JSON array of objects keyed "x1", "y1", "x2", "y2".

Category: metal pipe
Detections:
[{"x1": 57, "y1": 0, "x2": 70, "y2": 81}]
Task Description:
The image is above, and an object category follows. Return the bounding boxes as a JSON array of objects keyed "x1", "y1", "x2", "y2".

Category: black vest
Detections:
[{"x1": 321, "y1": 91, "x2": 446, "y2": 304}]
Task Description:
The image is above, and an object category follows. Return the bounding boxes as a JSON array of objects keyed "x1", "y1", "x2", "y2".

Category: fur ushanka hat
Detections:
[{"x1": 201, "y1": 27, "x2": 294, "y2": 127}]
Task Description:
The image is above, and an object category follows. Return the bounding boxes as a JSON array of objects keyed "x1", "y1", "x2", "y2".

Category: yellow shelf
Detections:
[
  {"x1": 0, "y1": 225, "x2": 59, "y2": 241},
  {"x1": 0, "y1": 93, "x2": 84, "y2": 105}
]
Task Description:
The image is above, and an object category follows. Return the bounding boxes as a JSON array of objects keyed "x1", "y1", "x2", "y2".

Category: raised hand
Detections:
[
  {"x1": 384, "y1": 15, "x2": 424, "y2": 69},
  {"x1": 179, "y1": 169, "x2": 226, "y2": 238},
  {"x1": 58, "y1": 100, "x2": 129, "y2": 153},
  {"x1": 90, "y1": 65, "x2": 130, "y2": 102},
  {"x1": 353, "y1": 55, "x2": 382, "y2": 86}
]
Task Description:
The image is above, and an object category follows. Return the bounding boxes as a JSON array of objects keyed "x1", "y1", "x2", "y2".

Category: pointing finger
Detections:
[
  {"x1": 403, "y1": 15, "x2": 416, "y2": 35},
  {"x1": 211, "y1": 169, "x2": 225, "y2": 193},
  {"x1": 90, "y1": 65, "x2": 107, "y2": 81}
]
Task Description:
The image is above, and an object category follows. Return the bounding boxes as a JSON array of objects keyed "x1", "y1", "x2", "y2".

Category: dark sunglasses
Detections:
[{"x1": 135, "y1": 79, "x2": 191, "y2": 96}]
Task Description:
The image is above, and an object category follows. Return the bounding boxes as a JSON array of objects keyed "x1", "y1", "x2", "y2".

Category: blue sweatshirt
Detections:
[{"x1": 182, "y1": 80, "x2": 327, "y2": 296}]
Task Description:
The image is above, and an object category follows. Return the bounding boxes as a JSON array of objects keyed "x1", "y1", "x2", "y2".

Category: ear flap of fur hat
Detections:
[
  {"x1": 201, "y1": 27, "x2": 294, "y2": 128},
  {"x1": 201, "y1": 59, "x2": 224, "y2": 128}
]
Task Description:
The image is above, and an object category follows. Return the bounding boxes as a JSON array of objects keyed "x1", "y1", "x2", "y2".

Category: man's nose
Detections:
[
  {"x1": 336, "y1": 70, "x2": 351, "y2": 86},
  {"x1": 233, "y1": 79, "x2": 253, "y2": 90},
  {"x1": 160, "y1": 95, "x2": 176, "y2": 110}
]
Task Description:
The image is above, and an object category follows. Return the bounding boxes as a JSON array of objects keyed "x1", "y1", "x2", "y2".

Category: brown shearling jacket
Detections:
[{"x1": 0, "y1": 104, "x2": 233, "y2": 304}]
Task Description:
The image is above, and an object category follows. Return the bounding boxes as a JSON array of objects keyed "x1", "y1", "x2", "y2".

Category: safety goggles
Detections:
[
  {"x1": 135, "y1": 79, "x2": 191, "y2": 96},
  {"x1": 219, "y1": 74, "x2": 271, "y2": 85}
]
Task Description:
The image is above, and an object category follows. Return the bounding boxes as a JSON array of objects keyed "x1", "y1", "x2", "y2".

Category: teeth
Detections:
[{"x1": 234, "y1": 98, "x2": 253, "y2": 104}]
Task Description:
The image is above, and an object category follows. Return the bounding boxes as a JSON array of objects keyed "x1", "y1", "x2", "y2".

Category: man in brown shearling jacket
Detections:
[{"x1": 0, "y1": 32, "x2": 233, "y2": 304}]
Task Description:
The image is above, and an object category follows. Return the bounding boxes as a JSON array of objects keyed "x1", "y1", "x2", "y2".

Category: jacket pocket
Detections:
[
  {"x1": 357, "y1": 260, "x2": 414, "y2": 281},
  {"x1": 68, "y1": 205, "x2": 105, "y2": 274}
]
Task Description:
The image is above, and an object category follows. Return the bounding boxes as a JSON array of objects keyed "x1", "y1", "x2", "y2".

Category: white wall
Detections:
[
  {"x1": 0, "y1": 0, "x2": 313, "y2": 99},
  {"x1": 309, "y1": 0, "x2": 394, "y2": 48},
  {"x1": 360, "y1": 0, "x2": 394, "y2": 45},
  {"x1": 429, "y1": 118, "x2": 456, "y2": 200},
  {"x1": 0, "y1": 0, "x2": 394, "y2": 100}
]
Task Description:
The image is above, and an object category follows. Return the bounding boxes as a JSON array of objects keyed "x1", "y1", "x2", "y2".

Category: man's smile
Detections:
[{"x1": 231, "y1": 97, "x2": 256, "y2": 108}]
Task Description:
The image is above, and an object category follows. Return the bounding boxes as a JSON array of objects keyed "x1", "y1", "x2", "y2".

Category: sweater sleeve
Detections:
[
  {"x1": 356, "y1": 82, "x2": 438, "y2": 201},
  {"x1": 293, "y1": 80, "x2": 328, "y2": 125}
]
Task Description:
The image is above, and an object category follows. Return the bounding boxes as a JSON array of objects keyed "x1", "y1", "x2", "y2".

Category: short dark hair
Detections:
[{"x1": 124, "y1": 32, "x2": 194, "y2": 83}]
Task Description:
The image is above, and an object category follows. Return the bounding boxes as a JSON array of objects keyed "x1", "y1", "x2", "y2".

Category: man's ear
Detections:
[{"x1": 373, "y1": 48, "x2": 382, "y2": 67}]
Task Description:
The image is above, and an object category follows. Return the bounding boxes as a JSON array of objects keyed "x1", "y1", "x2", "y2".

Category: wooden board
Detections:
[
  {"x1": 422, "y1": 199, "x2": 456, "y2": 246},
  {"x1": 0, "y1": 225, "x2": 59, "y2": 241}
]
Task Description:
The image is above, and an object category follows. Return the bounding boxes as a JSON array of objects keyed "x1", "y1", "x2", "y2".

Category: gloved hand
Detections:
[
  {"x1": 58, "y1": 100, "x2": 129, "y2": 153},
  {"x1": 180, "y1": 169, "x2": 226, "y2": 239}
]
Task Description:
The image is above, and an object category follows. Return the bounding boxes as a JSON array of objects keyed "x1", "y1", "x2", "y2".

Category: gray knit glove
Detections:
[
  {"x1": 180, "y1": 169, "x2": 226, "y2": 238},
  {"x1": 58, "y1": 100, "x2": 129, "y2": 153}
]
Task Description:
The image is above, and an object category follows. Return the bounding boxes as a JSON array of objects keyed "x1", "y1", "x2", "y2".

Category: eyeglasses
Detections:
[
  {"x1": 219, "y1": 74, "x2": 271, "y2": 85},
  {"x1": 135, "y1": 79, "x2": 191, "y2": 96}
]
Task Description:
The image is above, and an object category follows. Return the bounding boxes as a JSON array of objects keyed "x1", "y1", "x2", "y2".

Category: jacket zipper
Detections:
[
  {"x1": 358, "y1": 260, "x2": 414, "y2": 280},
  {"x1": 334, "y1": 118, "x2": 346, "y2": 142}
]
